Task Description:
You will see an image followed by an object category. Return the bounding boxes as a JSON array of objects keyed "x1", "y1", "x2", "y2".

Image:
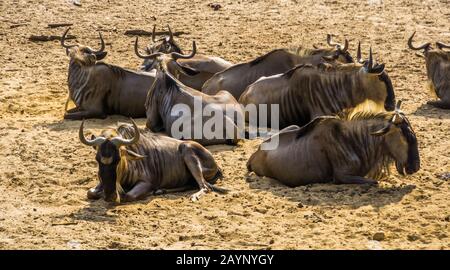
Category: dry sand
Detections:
[{"x1": 0, "y1": 0, "x2": 449, "y2": 249}]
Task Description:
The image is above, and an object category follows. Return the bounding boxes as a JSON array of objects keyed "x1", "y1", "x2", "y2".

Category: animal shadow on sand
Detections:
[
  {"x1": 412, "y1": 103, "x2": 450, "y2": 119},
  {"x1": 245, "y1": 172, "x2": 415, "y2": 209},
  {"x1": 69, "y1": 189, "x2": 200, "y2": 224}
]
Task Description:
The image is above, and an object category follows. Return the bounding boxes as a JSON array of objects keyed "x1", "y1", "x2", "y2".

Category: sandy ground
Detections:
[{"x1": 0, "y1": 0, "x2": 449, "y2": 250}]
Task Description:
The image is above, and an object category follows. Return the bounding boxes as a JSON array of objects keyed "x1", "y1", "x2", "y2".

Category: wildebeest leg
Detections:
[
  {"x1": 122, "y1": 181, "x2": 152, "y2": 202},
  {"x1": 180, "y1": 144, "x2": 211, "y2": 201},
  {"x1": 87, "y1": 182, "x2": 104, "y2": 200},
  {"x1": 334, "y1": 175, "x2": 378, "y2": 185},
  {"x1": 64, "y1": 110, "x2": 107, "y2": 120},
  {"x1": 427, "y1": 100, "x2": 450, "y2": 110}
]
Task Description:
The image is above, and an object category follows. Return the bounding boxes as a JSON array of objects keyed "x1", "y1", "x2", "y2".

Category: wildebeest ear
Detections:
[
  {"x1": 177, "y1": 64, "x2": 201, "y2": 76},
  {"x1": 370, "y1": 63, "x2": 385, "y2": 74},
  {"x1": 125, "y1": 149, "x2": 147, "y2": 161},
  {"x1": 414, "y1": 52, "x2": 425, "y2": 59},
  {"x1": 94, "y1": 51, "x2": 108, "y2": 61},
  {"x1": 371, "y1": 124, "x2": 391, "y2": 136}
]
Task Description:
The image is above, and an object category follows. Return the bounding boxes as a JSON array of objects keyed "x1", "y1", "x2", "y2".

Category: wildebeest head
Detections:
[
  {"x1": 358, "y1": 46, "x2": 396, "y2": 111},
  {"x1": 134, "y1": 35, "x2": 198, "y2": 77},
  {"x1": 140, "y1": 25, "x2": 184, "y2": 71},
  {"x1": 61, "y1": 28, "x2": 108, "y2": 66},
  {"x1": 371, "y1": 101, "x2": 420, "y2": 175},
  {"x1": 408, "y1": 31, "x2": 450, "y2": 80},
  {"x1": 79, "y1": 119, "x2": 146, "y2": 203},
  {"x1": 315, "y1": 34, "x2": 354, "y2": 63}
]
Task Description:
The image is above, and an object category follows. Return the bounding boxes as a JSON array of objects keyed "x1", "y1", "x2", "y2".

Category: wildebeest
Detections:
[
  {"x1": 202, "y1": 35, "x2": 355, "y2": 99},
  {"x1": 139, "y1": 25, "x2": 233, "y2": 90},
  {"x1": 239, "y1": 47, "x2": 395, "y2": 128},
  {"x1": 134, "y1": 37, "x2": 244, "y2": 146},
  {"x1": 247, "y1": 101, "x2": 420, "y2": 187},
  {"x1": 79, "y1": 119, "x2": 227, "y2": 203},
  {"x1": 408, "y1": 31, "x2": 450, "y2": 109},
  {"x1": 61, "y1": 28, "x2": 156, "y2": 119}
]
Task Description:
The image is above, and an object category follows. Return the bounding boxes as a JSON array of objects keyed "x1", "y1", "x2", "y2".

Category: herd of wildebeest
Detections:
[{"x1": 58, "y1": 26, "x2": 449, "y2": 203}]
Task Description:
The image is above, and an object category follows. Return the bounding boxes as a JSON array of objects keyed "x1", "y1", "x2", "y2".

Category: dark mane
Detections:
[
  {"x1": 249, "y1": 49, "x2": 288, "y2": 66},
  {"x1": 379, "y1": 72, "x2": 395, "y2": 111},
  {"x1": 116, "y1": 124, "x2": 165, "y2": 183}
]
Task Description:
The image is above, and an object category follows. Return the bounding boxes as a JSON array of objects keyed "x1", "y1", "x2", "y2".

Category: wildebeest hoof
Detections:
[
  {"x1": 87, "y1": 188, "x2": 103, "y2": 200},
  {"x1": 190, "y1": 188, "x2": 209, "y2": 202}
]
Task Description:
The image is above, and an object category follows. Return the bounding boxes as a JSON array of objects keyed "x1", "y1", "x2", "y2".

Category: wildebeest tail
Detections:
[
  {"x1": 206, "y1": 168, "x2": 229, "y2": 194},
  {"x1": 206, "y1": 182, "x2": 229, "y2": 194}
]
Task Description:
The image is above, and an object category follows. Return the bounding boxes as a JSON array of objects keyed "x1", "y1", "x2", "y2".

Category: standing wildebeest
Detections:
[
  {"x1": 61, "y1": 28, "x2": 156, "y2": 119},
  {"x1": 80, "y1": 119, "x2": 227, "y2": 203},
  {"x1": 408, "y1": 32, "x2": 450, "y2": 109},
  {"x1": 202, "y1": 35, "x2": 354, "y2": 99},
  {"x1": 239, "y1": 47, "x2": 396, "y2": 128},
  {"x1": 139, "y1": 25, "x2": 233, "y2": 90},
  {"x1": 247, "y1": 101, "x2": 420, "y2": 187},
  {"x1": 134, "y1": 37, "x2": 244, "y2": 146}
]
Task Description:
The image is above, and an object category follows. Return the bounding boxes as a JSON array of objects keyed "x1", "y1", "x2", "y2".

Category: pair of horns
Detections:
[
  {"x1": 391, "y1": 100, "x2": 404, "y2": 124},
  {"x1": 152, "y1": 25, "x2": 174, "y2": 42},
  {"x1": 79, "y1": 119, "x2": 140, "y2": 147},
  {"x1": 357, "y1": 44, "x2": 384, "y2": 72},
  {"x1": 327, "y1": 34, "x2": 349, "y2": 52},
  {"x1": 408, "y1": 31, "x2": 450, "y2": 50},
  {"x1": 61, "y1": 28, "x2": 105, "y2": 54},
  {"x1": 135, "y1": 36, "x2": 196, "y2": 60}
]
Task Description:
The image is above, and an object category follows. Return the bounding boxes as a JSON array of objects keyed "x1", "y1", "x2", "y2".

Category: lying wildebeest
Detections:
[
  {"x1": 239, "y1": 47, "x2": 395, "y2": 129},
  {"x1": 408, "y1": 31, "x2": 450, "y2": 109},
  {"x1": 61, "y1": 28, "x2": 156, "y2": 119},
  {"x1": 139, "y1": 25, "x2": 233, "y2": 90},
  {"x1": 80, "y1": 119, "x2": 227, "y2": 203},
  {"x1": 202, "y1": 34, "x2": 354, "y2": 99},
  {"x1": 135, "y1": 37, "x2": 244, "y2": 146},
  {"x1": 247, "y1": 101, "x2": 420, "y2": 186}
]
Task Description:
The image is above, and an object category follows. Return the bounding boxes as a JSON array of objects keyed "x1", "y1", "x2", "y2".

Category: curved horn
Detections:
[
  {"x1": 391, "y1": 100, "x2": 403, "y2": 124},
  {"x1": 341, "y1": 39, "x2": 349, "y2": 52},
  {"x1": 134, "y1": 36, "x2": 162, "y2": 59},
  {"x1": 61, "y1": 28, "x2": 76, "y2": 49},
  {"x1": 408, "y1": 32, "x2": 431, "y2": 51},
  {"x1": 79, "y1": 120, "x2": 106, "y2": 146},
  {"x1": 326, "y1": 34, "x2": 338, "y2": 47},
  {"x1": 152, "y1": 25, "x2": 157, "y2": 42},
  {"x1": 110, "y1": 119, "x2": 140, "y2": 147},
  {"x1": 92, "y1": 32, "x2": 105, "y2": 54},
  {"x1": 368, "y1": 46, "x2": 373, "y2": 69},
  {"x1": 436, "y1": 41, "x2": 450, "y2": 50},
  {"x1": 395, "y1": 100, "x2": 402, "y2": 111},
  {"x1": 356, "y1": 41, "x2": 363, "y2": 63},
  {"x1": 170, "y1": 41, "x2": 196, "y2": 60},
  {"x1": 167, "y1": 24, "x2": 174, "y2": 42}
]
